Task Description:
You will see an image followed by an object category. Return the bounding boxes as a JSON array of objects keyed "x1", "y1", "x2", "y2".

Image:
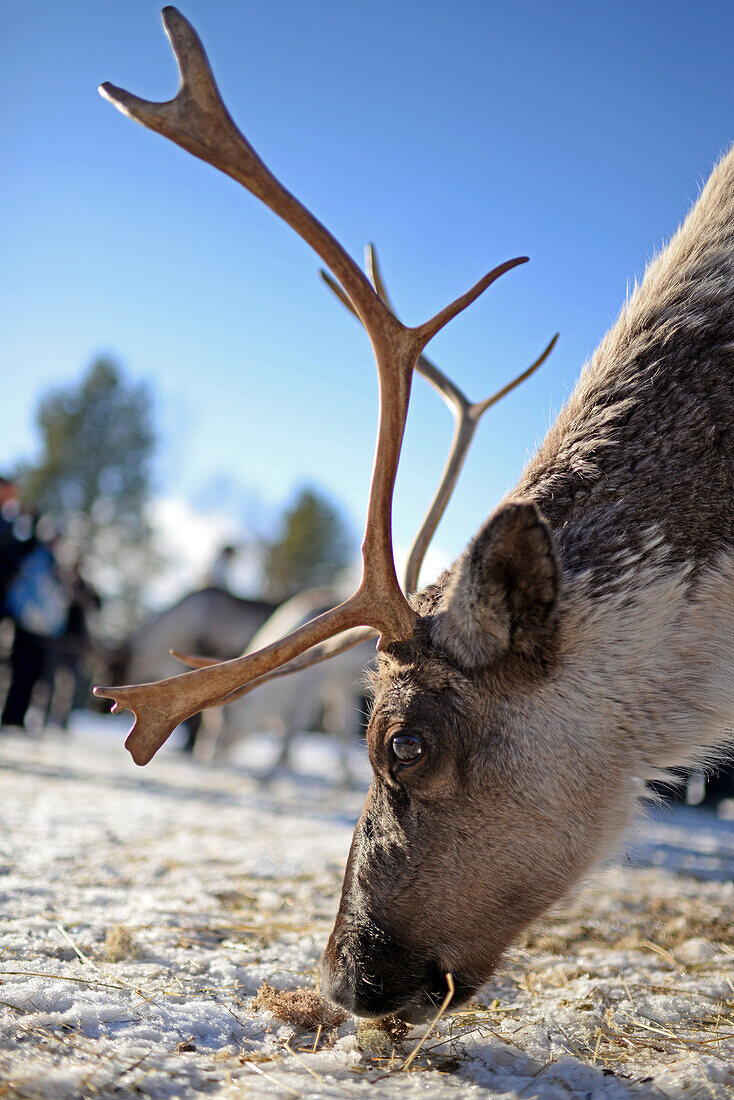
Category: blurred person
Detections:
[
  {"x1": 1, "y1": 516, "x2": 69, "y2": 730},
  {"x1": 44, "y1": 561, "x2": 101, "y2": 727},
  {"x1": 206, "y1": 544, "x2": 237, "y2": 591},
  {"x1": 0, "y1": 476, "x2": 18, "y2": 518},
  {"x1": 0, "y1": 476, "x2": 18, "y2": 523},
  {"x1": 0, "y1": 477, "x2": 24, "y2": 608}
]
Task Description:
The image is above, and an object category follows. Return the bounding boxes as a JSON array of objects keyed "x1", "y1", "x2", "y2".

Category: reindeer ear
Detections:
[{"x1": 430, "y1": 501, "x2": 560, "y2": 669}]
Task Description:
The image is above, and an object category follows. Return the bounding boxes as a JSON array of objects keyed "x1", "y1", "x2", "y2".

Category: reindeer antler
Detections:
[
  {"x1": 172, "y1": 246, "x2": 556, "y2": 687},
  {"x1": 94, "y1": 8, "x2": 529, "y2": 764}
]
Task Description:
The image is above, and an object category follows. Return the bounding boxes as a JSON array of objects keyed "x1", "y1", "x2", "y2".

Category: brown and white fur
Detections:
[{"x1": 321, "y1": 147, "x2": 734, "y2": 1022}]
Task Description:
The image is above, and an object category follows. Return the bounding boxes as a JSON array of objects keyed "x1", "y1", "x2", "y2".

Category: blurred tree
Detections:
[
  {"x1": 20, "y1": 357, "x2": 158, "y2": 639},
  {"x1": 263, "y1": 487, "x2": 354, "y2": 601}
]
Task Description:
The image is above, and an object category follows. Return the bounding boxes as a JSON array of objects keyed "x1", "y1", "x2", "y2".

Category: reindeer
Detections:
[
  {"x1": 116, "y1": 588, "x2": 276, "y2": 689},
  {"x1": 110, "y1": 587, "x2": 276, "y2": 751},
  {"x1": 96, "y1": 9, "x2": 734, "y2": 1022},
  {"x1": 194, "y1": 586, "x2": 376, "y2": 774}
]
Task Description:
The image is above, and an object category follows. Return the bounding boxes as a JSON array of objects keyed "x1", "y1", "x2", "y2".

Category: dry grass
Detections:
[{"x1": 521, "y1": 892, "x2": 733, "y2": 956}]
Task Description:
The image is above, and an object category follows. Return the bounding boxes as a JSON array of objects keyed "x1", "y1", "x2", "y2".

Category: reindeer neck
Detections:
[{"x1": 517, "y1": 145, "x2": 734, "y2": 587}]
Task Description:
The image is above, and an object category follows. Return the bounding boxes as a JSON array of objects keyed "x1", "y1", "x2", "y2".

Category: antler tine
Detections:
[
  {"x1": 404, "y1": 330, "x2": 558, "y2": 593},
  {"x1": 471, "y1": 332, "x2": 558, "y2": 418},
  {"x1": 411, "y1": 256, "x2": 528, "y2": 348},
  {"x1": 96, "y1": 9, "x2": 539, "y2": 764},
  {"x1": 96, "y1": 602, "x2": 373, "y2": 765}
]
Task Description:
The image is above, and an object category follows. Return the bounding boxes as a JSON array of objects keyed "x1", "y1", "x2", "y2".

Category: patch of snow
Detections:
[{"x1": 1, "y1": 718, "x2": 732, "y2": 1098}]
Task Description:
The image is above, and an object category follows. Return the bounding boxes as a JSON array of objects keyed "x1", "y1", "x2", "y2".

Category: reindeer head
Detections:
[
  {"x1": 323, "y1": 500, "x2": 637, "y2": 1019},
  {"x1": 323, "y1": 501, "x2": 568, "y2": 1019}
]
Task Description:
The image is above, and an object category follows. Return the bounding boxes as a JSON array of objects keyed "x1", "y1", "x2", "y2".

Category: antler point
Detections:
[
  {"x1": 161, "y1": 5, "x2": 182, "y2": 25},
  {"x1": 92, "y1": 685, "x2": 126, "y2": 716},
  {"x1": 125, "y1": 730, "x2": 151, "y2": 767}
]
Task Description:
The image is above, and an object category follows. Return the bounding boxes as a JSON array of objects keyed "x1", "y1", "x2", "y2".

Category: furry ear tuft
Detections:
[{"x1": 430, "y1": 501, "x2": 560, "y2": 669}]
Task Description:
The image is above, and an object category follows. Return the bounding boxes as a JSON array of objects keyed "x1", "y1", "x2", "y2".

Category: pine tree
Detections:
[
  {"x1": 20, "y1": 357, "x2": 158, "y2": 638},
  {"x1": 263, "y1": 487, "x2": 353, "y2": 601}
]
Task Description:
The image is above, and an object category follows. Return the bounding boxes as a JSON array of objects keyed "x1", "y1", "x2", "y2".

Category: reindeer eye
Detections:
[{"x1": 390, "y1": 733, "x2": 424, "y2": 766}]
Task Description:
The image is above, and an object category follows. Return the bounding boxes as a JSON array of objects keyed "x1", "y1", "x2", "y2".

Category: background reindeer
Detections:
[
  {"x1": 97, "y1": 9, "x2": 734, "y2": 1023},
  {"x1": 109, "y1": 587, "x2": 276, "y2": 751},
  {"x1": 115, "y1": 588, "x2": 276, "y2": 689},
  {"x1": 193, "y1": 585, "x2": 374, "y2": 773}
]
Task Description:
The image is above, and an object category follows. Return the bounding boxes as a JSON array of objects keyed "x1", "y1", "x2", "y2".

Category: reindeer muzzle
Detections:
[{"x1": 320, "y1": 924, "x2": 474, "y2": 1022}]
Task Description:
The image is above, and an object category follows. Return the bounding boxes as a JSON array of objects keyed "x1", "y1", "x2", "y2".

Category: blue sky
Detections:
[{"x1": 3, "y1": 0, "x2": 733, "y2": 586}]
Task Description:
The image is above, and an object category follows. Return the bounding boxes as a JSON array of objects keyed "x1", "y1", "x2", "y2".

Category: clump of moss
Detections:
[
  {"x1": 357, "y1": 1014, "x2": 409, "y2": 1056},
  {"x1": 103, "y1": 924, "x2": 139, "y2": 962},
  {"x1": 254, "y1": 981, "x2": 347, "y2": 1030}
]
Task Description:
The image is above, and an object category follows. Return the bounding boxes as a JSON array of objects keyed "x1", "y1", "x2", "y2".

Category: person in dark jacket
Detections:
[{"x1": 1, "y1": 513, "x2": 67, "y2": 730}]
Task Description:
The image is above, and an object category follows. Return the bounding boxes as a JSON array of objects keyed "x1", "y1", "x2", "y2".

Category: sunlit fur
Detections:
[{"x1": 322, "y1": 146, "x2": 734, "y2": 1020}]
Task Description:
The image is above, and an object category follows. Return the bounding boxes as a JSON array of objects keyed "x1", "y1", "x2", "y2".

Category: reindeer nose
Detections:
[{"x1": 320, "y1": 926, "x2": 461, "y2": 1022}]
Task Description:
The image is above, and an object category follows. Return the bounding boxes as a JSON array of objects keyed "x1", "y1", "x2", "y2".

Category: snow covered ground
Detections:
[{"x1": 0, "y1": 717, "x2": 733, "y2": 1100}]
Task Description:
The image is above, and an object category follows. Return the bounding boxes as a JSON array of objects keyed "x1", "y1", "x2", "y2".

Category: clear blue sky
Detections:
[{"x1": 3, "y1": 0, "x2": 733, "y2": 580}]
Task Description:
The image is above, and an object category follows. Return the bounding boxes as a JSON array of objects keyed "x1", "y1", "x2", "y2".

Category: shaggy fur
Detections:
[{"x1": 322, "y1": 146, "x2": 734, "y2": 1022}]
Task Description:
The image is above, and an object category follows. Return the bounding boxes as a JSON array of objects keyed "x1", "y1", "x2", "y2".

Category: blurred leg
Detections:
[{"x1": 1, "y1": 627, "x2": 46, "y2": 728}]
